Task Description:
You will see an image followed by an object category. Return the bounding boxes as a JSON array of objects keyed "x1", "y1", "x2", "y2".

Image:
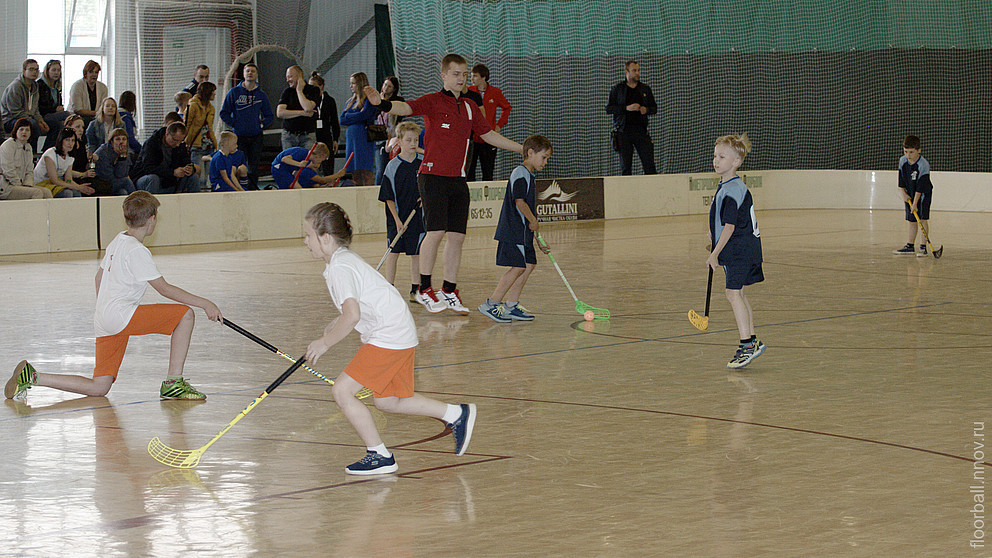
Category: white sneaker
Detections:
[
  {"x1": 416, "y1": 287, "x2": 448, "y2": 313},
  {"x1": 439, "y1": 289, "x2": 470, "y2": 315}
]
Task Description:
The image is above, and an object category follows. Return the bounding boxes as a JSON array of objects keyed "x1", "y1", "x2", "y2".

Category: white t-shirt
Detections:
[
  {"x1": 323, "y1": 247, "x2": 418, "y2": 350},
  {"x1": 33, "y1": 148, "x2": 73, "y2": 184},
  {"x1": 94, "y1": 232, "x2": 163, "y2": 337}
]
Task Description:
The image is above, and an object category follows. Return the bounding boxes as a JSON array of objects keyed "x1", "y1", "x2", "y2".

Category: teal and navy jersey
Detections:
[
  {"x1": 898, "y1": 155, "x2": 933, "y2": 196},
  {"x1": 378, "y1": 153, "x2": 424, "y2": 237},
  {"x1": 494, "y1": 165, "x2": 536, "y2": 245},
  {"x1": 270, "y1": 147, "x2": 318, "y2": 188},
  {"x1": 710, "y1": 176, "x2": 762, "y2": 266}
]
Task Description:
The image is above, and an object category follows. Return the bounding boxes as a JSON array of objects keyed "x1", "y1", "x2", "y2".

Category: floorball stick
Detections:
[
  {"x1": 536, "y1": 234, "x2": 610, "y2": 319},
  {"x1": 288, "y1": 143, "x2": 318, "y2": 189},
  {"x1": 910, "y1": 206, "x2": 943, "y2": 259},
  {"x1": 147, "y1": 355, "x2": 308, "y2": 468},
  {"x1": 331, "y1": 153, "x2": 355, "y2": 187},
  {"x1": 375, "y1": 200, "x2": 422, "y2": 271},
  {"x1": 688, "y1": 267, "x2": 713, "y2": 331},
  {"x1": 221, "y1": 318, "x2": 372, "y2": 400}
]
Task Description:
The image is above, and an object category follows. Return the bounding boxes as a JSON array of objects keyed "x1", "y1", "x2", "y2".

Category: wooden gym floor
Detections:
[{"x1": 0, "y1": 209, "x2": 989, "y2": 556}]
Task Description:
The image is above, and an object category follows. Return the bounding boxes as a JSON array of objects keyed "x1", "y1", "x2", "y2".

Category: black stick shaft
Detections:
[
  {"x1": 223, "y1": 318, "x2": 280, "y2": 354},
  {"x1": 704, "y1": 268, "x2": 713, "y2": 317},
  {"x1": 264, "y1": 355, "x2": 308, "y2": 394}
]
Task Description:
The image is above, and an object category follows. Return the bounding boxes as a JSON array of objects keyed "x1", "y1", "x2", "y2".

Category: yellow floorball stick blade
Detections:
[
  {"x1": 147, "y1": 436, "x2": 205, "y2": 469},
  {"x1": 688, "y1": 309, "x2": 709, "y2": 331}
]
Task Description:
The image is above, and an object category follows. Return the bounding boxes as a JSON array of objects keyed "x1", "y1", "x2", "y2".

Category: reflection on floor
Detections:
[{"x1": 1, "y1": 210, "x2": 989, "y2": 555}]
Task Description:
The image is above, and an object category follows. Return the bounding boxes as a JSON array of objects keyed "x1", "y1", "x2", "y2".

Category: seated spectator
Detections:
[
  {"x1": 93, "y1": 128, "x2": 135, "y2": 196},
  {"x1": 182, "y1": 65, "x2": 210, "y2": 96},
  {"x1": 66, "y1": 60, "x2": 108, "y2": 123},
  {"x1": 0, "y1": 118, "x2": 52, "y2": 199},
  {"x1": 174, "y1": 91, "x2": 192, "y2": 120},
  {"x1": 85, "y1": 97, "x2": 122, "y2": 154},
  {"x1": 185, "y1": 81, "x2": 218, "y2": 164},
  {"x1": 37, "y1": 59, "x2": 72, "y2": 152},
  {"x1": 270, "y1": 142, "x2": 343, "y2": 188},
  {"x1": 64, "y1": 114, "x2": 97, "y2": 189},
  {"x1": 1, "y1": 59, "x2": 49, "y2": 150},
  {"x1": 209, "y1": 131, "x2": 248, "y2": 192},
  {"x1": 34, "y1": 127, "x2": 96, "y2": 198},
  {"x1": 130, "y1": 121, "x2": 202, "y2": 194},
  {"x1": 117, "y1": 90, "x2": 142, "y2": 156}
]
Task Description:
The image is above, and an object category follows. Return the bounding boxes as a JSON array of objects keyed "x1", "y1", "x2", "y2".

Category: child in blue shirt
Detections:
[
  {"x1": 892, "y1": 135, "x2": 934, "y2": 256},
  {"x1": 707, "y1": 132, "x2": 765, "y2": 369},
  {"x1": 378, "y1": 122, "x2": 425, "y2": 301},
  {"x1": 270, "y1": 143, "x2": 342, "y2": 189},
  {"x1": 209, "y1": 131, "x2": 248, "y2": 191},
  {"x1": 478, "y1": 135, "x2": 553, "y2": 323}
]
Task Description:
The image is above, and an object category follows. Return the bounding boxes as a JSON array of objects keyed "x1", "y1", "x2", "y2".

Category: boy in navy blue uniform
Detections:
[
  {"x1": 378, "y1": 121, "x2": 425, "y2": 301},
  {"x1": 892, "y1": 135, "x2": 934, "y2": 256},
  {"x1": 478, "y1": 135, "x2": 553, "y2": 323},
  {"x1": 707, "y1": 133, "x2": 765, "y2": 369}
]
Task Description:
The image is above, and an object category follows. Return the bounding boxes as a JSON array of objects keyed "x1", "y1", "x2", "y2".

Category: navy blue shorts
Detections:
[
  {"x1": 724, "y1": 261, "x2": 764, "y2": 290},
  {"x1": 387, "y1": 228, "x2": 424, "y2": 256},
  {"x1": 904, "y1": 188, "x2": 932, "y2": 221},
  {"x1": 496, "y1": 241, "x2": 537, "y2": 268}
]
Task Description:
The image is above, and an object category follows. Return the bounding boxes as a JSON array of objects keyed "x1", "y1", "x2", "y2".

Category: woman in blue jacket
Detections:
[{"x1": 339, "y1": 72, "x2": 378, "y2": 186}]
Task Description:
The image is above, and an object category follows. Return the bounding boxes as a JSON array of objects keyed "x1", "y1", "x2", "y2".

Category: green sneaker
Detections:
[
  {"x1": 160, "y1": 378, "x2": 207, "y2": 400},
  {"x1": 5, "y1": 360, "x2": 37, "y2": 399}
]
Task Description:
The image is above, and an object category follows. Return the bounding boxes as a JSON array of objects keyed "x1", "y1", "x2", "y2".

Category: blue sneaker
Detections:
[
  {"x1": 478, "y1": 301, "x2": 511, "y2": 323},
  {"x1": 448, "y1": 403, "x2": 477, "y2": 456},
  {"x1": 505, "y1": 303, "x2": 534, "y2": 321},
  {"x1": 345, "y1": 451, "x2": 398, "y2": 475}
]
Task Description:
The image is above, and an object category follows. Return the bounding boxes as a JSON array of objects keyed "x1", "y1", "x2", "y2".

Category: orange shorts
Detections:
[
  {"x1": 343, "y1": 344, "x2": 416, "y2": 398},
  {"x1": 94, "y1": 304, "x2": 190, "y2": 379}
]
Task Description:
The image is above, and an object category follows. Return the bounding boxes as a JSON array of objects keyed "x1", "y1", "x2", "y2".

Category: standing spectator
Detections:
[
  {"x1": 308, "y1": 72, "x2": 340, "y2": 178},
  {"x1": 184, "y1": 81, "x2": 218, "y2": 164},
  {"x1": 339, "y1": 72, "x2": 377, "y2": 186},
  {"x1": 85, "y1": 97, "x2": 123, "y2": 154},
  {"x1": 182, "y1": 65, "x2": 210, "y2": 96},
  {"x1": 117, "y1": 91, "x2": 142, "y2": 157},
  {"x1": 276, "y1": 65, "x2": 319, "y2": 150},
  {"x1": 37, "y1": 60, "x2": 73, "y2": 152},
  {"x1": 64, "y1": 114, "x2": 97, "y2": 190},
  {"x1": 468, "y1": 64, "x2": 512, "y2": 181},
  {"x1": 372, "y1": 76, "x2": 403, "y2": 186},
  {"x1": 93, "y1": 128, "x2": 135, "y2": 196},
  {"x1": 34, "y1": 127, "x2": 96, "y2": 197},
  {"x1": 0, "y1": 118, "x2": 52, "y2": 199},
  {"x1": 174, "y1": 91, "x2": 192, "y2": 121},
  {"x1": 460, "y1": 82, "x2": 485, "y2": 178},
  {"x1": 220, "y1": 62, "x2": 274, "y2": 190},
  {"x1": 66, "y1": 60, "x2": 109, "y2": 124},
  {"x1": 1, "y1": 59, "x2": 49, "y2": 150},
  {"x1": 605, "y1": 60, "x2": 657, "y2": 175},
  {"x1": 130, "y1": 122, "x2": 202, "y2": 194}
]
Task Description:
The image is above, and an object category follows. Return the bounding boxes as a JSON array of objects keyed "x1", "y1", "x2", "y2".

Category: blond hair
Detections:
[
  {"x1": 96, "y1": 97, "x2": 123, "y2": 127},
  {"x1": 395, "y1": 121, "x2": 421, "y2": 138},
  {"x1": 311, "y1": 142, "x2": 331, "y2": 158},
  {"x1": 123, "y1": 191, "x2": 160, "y2": 227},
  {"x1": 715, "y1": 132, "x2": 752, "y2": 161},
  {"x1": 220, "y1": 130, "x2": 238, "y2": 145}
]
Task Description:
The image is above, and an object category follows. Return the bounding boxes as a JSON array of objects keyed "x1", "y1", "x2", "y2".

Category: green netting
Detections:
[{"x1": 389, "y1": 0, "x2": 992, "y2": 178}]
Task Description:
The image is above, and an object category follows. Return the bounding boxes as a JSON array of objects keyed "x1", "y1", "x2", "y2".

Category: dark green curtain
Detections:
[{"x1": 374, "y1": 3, "x2": 395, "y2": 88}]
